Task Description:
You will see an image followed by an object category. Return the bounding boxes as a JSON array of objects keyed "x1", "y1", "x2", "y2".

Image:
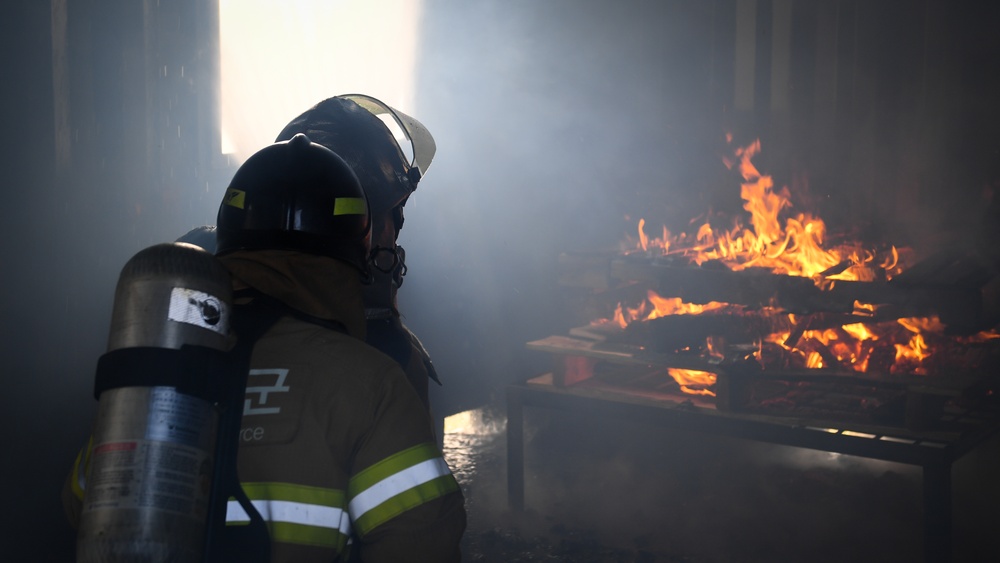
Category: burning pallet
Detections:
[
  {"x1": 539, "y1": 248, "x2": 1000, "y2": 431},
  {"x1": 514, "y1": 140, "x2": 1000, "y2": 563},
  {"x1": 535, "y1": 140, "x2": 1000, "y2": 431}
]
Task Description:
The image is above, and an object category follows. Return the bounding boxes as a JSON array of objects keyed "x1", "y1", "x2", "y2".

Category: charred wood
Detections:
[
  {"x1": 559, "y1": 252, "x2": 993, "y2": 333},
  {"x1": 618, "y1": 310, "x2": 791, "y2": 350}
]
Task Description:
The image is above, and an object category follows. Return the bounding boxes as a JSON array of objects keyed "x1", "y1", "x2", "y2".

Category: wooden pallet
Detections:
[{"x1": 526, "y1": 333, "x2": 997, "y2": 430}]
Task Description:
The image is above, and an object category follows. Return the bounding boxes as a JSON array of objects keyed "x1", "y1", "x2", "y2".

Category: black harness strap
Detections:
[
  {"x1": 365, "y1": 316, "x2": 413, "y2": 373},
  {"x1": 203, "y1": 294, "x2": 283, "y2": 563},
  {"x1": 93, "y1": 346, "x2": 230, "y2": 402},
  {"x1": 203, "y1": 290, "x2": 347, "y2": 563}
]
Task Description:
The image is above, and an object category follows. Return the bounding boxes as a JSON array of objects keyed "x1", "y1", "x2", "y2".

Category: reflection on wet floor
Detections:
[
  {"x1": 442, "y1": 406, "x2": 509, "y2": 538},
  {"x1": 444, "y1": 407, "x2": 506, "y2": 484}
]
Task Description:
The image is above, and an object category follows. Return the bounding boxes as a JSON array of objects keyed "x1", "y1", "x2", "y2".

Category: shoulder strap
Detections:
[
  {"x1": 203, "y1": 289, "x2": 348, "y2": 562},
  {"x1": 204, "y1": 293, "x2": 285, "y2": 563}
]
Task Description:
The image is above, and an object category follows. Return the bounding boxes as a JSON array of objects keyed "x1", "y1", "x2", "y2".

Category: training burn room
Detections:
[{"x1": 3, "y1": 1, "x2": 1000, "y2": 562}]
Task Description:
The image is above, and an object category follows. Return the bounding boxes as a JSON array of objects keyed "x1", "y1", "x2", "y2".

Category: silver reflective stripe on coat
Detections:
[
  {"x1": 348, "y1": 457, "x2": 452, "y2": 521},
  {"x1": 226, "y1": 499, "x2": 352, "y2": 537}
]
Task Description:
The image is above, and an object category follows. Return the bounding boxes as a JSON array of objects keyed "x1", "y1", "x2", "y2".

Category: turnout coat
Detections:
[{"x1": 65, "y1": 250, "x2": 466, "y2": 562}]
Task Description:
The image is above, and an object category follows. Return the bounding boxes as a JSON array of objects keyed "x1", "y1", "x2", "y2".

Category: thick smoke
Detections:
[{"x1": 404, "y1": 0, "x2": 735, "y2": 416}]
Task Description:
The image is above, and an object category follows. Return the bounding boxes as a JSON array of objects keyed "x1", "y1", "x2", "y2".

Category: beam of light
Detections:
[{"x1": 219, "y1": 0, "x2": 423, "y2": 161}]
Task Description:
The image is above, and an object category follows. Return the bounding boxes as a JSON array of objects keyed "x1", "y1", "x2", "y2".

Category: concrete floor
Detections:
[{"x1": 444, "y1": 399, "x2": 1000, "y2": 563}]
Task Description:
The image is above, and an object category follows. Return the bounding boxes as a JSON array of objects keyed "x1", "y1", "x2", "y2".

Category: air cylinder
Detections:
[{"x1": 76, "y1": 242, "x2": 232, "y2": 563}]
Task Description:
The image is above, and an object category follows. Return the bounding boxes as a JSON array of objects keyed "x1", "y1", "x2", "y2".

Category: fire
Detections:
[
  {"x1": 667, "y1": 368, "x2": 717, "y2": 396},
  {"x1": 842, "y1": 322, "x2": 876, "y2": 341},
  {"x1": 636, "y1": 218, "x2": 670, "y2": 253},
  {"x1": 607, "y1": 139, "x2": 961, "y2": 382},
  {"x1": 766, "y1": 323, "x2": 877, "y2": 372},
  {"x1": 894, "y1": 317, "x2": 935, "y2": 372},
  {"x1": 612, "y1": 290, "x2": 728, "y2": 328},
  {"x1": 627, "y1": 139, "x2": 898, "y2": 282},
  {"x1": 895, "y1": 333, "x2": 930, "y2": 364},
  {"x1": 755, "y1": 314, "x2": 949, "y2": 374},
  {"x1": 638, "y1": 218, "x2": 648, "y2": 251}
]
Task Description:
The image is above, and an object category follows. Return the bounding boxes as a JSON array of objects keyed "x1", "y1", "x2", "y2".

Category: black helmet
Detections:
[
  {"x1": 275, "y1": 95, "x2": 434, "y2": 309},
  {"x1": 275, "y1": 94, "x2": 434, "y2": 216},
  {"x1": 275, "y1": 95, "x2": 434, "y2": 256},
  {"x1": 215, "y1": 133, "x2": 371, "y2": 275}
]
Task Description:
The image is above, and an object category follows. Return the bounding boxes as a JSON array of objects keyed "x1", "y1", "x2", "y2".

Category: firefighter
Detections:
[
  {"x1": 174, "y1": 96, "x2": 441, "y2": 412},
  {"x1": 65, "y1": 134, "x2": 467, "y2": 562},
  {"x1": 274, "y1": 94, "x2": 440, "y2": 410}
]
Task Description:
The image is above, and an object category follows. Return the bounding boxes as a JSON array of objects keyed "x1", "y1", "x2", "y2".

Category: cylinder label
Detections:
[
  {"x1": 146, "y1": 387, "x2": 212, "y2": 447},
  {"x1": 168, "y1": 287, "x2": 228, "y2": 334},
  {"x1": 83, "y1": 439, "x2": 212, "y2": 519}
]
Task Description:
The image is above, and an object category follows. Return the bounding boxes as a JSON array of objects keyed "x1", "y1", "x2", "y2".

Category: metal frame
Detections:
[{"x1": 507, "y1": 377, "x2": 1000, "y2": 563}]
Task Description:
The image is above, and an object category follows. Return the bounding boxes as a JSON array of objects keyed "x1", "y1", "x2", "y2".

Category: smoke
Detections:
[{"x1": 402, "y1": 0, "x2": 735, "y2": 415}]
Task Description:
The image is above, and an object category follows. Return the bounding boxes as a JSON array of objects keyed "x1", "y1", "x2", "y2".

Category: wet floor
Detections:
[{"x1": 443, "y1": 399, "x2": 1000, "y2": 563}]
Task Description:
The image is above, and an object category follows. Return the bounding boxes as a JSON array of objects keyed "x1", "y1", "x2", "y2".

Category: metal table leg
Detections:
[
  {"x1": 923, "y1": 461, "x2": 952, "y2": 563},
  {"x1": 506, "y1": 386, "x2": 525, "y2": 512}
]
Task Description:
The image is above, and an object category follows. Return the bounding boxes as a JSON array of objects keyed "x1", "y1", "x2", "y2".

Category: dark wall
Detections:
[
  {"x1": 2, "y1": 2, "x2": 77, "y2": 559},
  {"x1": 2, "y1": 1, "x2": 223, "y2": 560},
  {"x1": 773, "y1": 0, "x2": 1000, "y2": 252}
]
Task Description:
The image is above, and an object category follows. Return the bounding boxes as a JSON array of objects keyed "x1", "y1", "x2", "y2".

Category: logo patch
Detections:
[{"x1": 244, "y1": 369, "x2": 291, "y2": 415}]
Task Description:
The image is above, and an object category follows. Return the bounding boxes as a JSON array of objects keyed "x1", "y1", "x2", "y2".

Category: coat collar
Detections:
[{"x1": 219, "y1": 249, "x2": 367, "y2": 340}]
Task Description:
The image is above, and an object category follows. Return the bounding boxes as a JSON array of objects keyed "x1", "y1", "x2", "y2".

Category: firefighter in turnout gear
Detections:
[
  {"x1": 275, "y1": 94, "x2": 440, "y2": 410},
  {"x1": 155, "y1": 96, "x2": 443, "y2": 413},
  {"x1": 64, "y1": 134, "x2": 466, "y2": 562}
]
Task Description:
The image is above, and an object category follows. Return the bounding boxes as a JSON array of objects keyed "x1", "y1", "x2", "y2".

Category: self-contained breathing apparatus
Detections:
[
  {"x1": 76, "y1": 134, "x2": 372, "y2": 563},
  {"x1": 75, "y1": 242, "x2": 274, "y2": 563}
]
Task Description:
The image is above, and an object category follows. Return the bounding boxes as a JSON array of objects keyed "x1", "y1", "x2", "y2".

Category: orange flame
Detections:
[
  {"x1": 894, "y1": 317, "x2": 936, "y2": 368},
  {"x1": 607, "y1": 139, "x2": 957, "y2": 381},
  {"x1": 628, "y1": 139, "x2": 898, "y2": 283},
  {"x1": 667, "y1": 368, "x2": 717, "y2": 396},
  {"x1": 895, "y1": 333, "x2": 930, "y2": 364},
  {"x1": 612, "y1": 290, "x2": 729, "y2": 328}
]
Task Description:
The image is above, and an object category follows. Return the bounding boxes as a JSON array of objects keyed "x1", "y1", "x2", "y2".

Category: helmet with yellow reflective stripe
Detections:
[{"x1": 216, "y1": 133, "x2": 372, "y2": 276}]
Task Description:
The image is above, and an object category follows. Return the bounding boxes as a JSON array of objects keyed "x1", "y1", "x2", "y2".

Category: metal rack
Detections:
[{"x1": 507, "y1": 373, "x2": 1000, "y2": 563}]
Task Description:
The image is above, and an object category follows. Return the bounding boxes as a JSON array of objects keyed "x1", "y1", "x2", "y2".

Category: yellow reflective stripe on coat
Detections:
[
  {"x1": 226, "y1": 482, "x2": 351, "y2": 550},
  {"x1": 347, "y1": 443, "x2": 459, "y2": 536}
]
